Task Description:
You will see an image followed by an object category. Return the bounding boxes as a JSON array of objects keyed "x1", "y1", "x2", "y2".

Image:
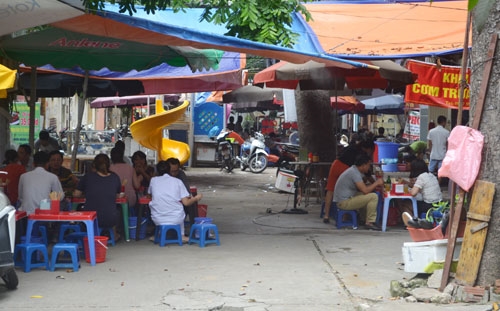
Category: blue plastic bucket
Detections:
[
  {"x1": 129, "y1": 217, "x2": 147, "y2": 240},
  {"x1": 375, "y1": 142, "x2": 399, "y2": 172},
  {"x1": 194, "y1": 217, "x2": 213, "y2": 238}
]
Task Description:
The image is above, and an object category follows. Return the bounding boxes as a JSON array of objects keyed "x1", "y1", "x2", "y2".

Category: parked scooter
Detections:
[
  {"x1": 0, "y1": 190, "x2": 18, "y2": 290},
  {"x1": 237, "y1": 131, "x2": 269, "y2": 174},
  {"x1": 216, "y1": 131, "x2": 236, "y2": 173}
]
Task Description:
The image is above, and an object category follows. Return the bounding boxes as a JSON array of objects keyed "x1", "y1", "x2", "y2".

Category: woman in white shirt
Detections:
[{"x1": 409, "y1": 159, "x2": 443, "y2": 216}]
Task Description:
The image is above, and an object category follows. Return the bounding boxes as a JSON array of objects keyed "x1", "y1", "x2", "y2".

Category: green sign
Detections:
[{"x1": 10, "y1": 102, "x2": 41, "y2": 147}]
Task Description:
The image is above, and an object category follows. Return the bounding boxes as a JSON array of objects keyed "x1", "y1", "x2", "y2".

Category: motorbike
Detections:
[
  {"x1": 59, "y1": 127, "x2": 68, "y2": 153},
  {"x1": 216, "y1": 131, "x2": 236, "y2": 173},
  {"x1": 275, "y1": 143, "x2": 300, "y2": 172},
  {"x1": 0, "y1": 190, "x2": 18, "y2": 290},
  {"x1": 237, "y1": 131, "x2": 269, "y2": 174}
]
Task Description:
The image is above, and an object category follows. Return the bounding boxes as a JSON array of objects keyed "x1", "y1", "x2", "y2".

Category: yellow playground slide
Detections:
[{"x1": 130, "y1": 100, "x2": 191, "y2": 165}]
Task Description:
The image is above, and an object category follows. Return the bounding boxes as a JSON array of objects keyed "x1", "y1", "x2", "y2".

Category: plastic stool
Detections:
[
  {"x1": 50, "y1": 243, "x2": 80, "y2": 272},
  {"x1": 58, "y1": 223, "x2": 81, "y2": 242},
  {"x1": 99, "y1": 227, "x2": 116, "y2": 246},
  {"x1": 320, "y1": 201, "x2": 335, "y2": 219},
  {"x1": 154, "y1": 224, "x2": 183, "y2": 247},
  {"x1": 188, "y1": 224, "x2": 220, "y2": 247},
  {"x1": 64, "y1": 232, "x2": 87, "y2": 257},
  {"x1": 332, "y1": 203, "x2": 358, "y2": 229},
  {"x1": 13, "y1": 243, "x2": 49, "y2": 272}
]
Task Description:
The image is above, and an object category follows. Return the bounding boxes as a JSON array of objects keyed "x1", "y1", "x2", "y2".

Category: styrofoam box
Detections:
[
  {"x1": 275, "y1": 171, "x2": 297, "y2": 193},
  {"x1": 402, "y1": 238, "x2": 462, "y2": 273}
]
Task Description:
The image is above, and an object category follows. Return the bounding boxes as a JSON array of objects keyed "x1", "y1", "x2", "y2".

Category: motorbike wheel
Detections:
[
  {"x1": 249, "y1": 154, "x2": 268, "y2": 174},
  {"x1": 2, "y1": 268, "x2": 19, "y2": 290}
]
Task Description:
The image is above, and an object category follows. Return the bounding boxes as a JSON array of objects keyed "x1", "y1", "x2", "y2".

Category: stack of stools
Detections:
[
  {"x1": 13, "y1": 243, "x2": 49, "y2": 272},
  {"x1": 58, "y1": 223, "x2": 82, "y2": 242},
  {"x1": 63, "y1": 233, "x2": 87, "y2": 258},
  {"x1": 320, "y1": 201, "x2": 358, "y2": 229},
  {"x1": 188, "y1": 223, "x2": 220, "y2": 247},
  {"x1": 154, "y1": 224, "x2": 183, "y2": 247},
  {"x1": 50, "y1": 243, "x2": 80, "y2": 272}
]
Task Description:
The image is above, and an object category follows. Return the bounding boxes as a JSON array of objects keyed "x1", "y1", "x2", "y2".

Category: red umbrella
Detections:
[
  {"x1": 253, "y1": 60, "x2": 416, "y2": 90},
  {"x1": 330, "y1": 96, "x2": 365, "y2": 113}
]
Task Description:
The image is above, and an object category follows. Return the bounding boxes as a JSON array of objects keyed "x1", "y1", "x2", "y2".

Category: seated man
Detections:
[
  {"x1": 166, "y1": 157, "x2": 197, "y2": 233},
  {"x1": 333, "y1": 153, "x2": 384, "y2": 231},
  {"x1": 18, "y1": 151, "x2": 64, "y2": 215},
  {"x1": 148, "y1": 161, "x2": 202, "y2": 240}
]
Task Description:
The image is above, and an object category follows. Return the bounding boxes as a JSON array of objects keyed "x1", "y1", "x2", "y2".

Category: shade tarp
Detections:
[
  {"x1": 18, "y1": 73, "x2": 144, "y2": 98},
  {"x1": 53, "y1": 5, "x2": 371, "y2": 69},
  {"x1": 90, "y1": 94, "x2": 180, "y2": 109},
  {"x1": 19, "y1": 50, "x2": 244, "y2": 94},
  {"x1": 1, "y1": 26, "x2": 223, "y2": 73},
  {"x1": 253, "y1": 60, "x2": 416, "y2": 90},
  {"x1": 0, "y1": 64, "x2": 17, "y2": 98},
  {"x1": 84, "y1": 1, "x2": 469, "y2": 62},
  {"x1": 222, "y1": 86, "x2": 283, "y2": 103},
  {"x1": 330, "y1": 96, "x2": 365, "y2": 113},
  {"x1": 304, "y1": 1, "x2": 469, "y2": 59},
  {"x1": 0, "y1": 0, "x2": 84, "y2": 36},
  {"x1": 231, "y1": 100, "x2": 282, "y2": 113}
]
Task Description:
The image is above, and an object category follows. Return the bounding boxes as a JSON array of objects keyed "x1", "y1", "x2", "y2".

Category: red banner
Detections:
[{"x1": 405, "y1": 60, "x2": 470, "y2": 110}]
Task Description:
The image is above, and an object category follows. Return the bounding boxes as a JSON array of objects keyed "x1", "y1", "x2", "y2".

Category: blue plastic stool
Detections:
[
  {"x1": 58, "y1": 223, "x2": 82, "y2": 242},
  {"x1": 50, "y1": 243, "x2": 80, "y2": 272},
  {"x1": 13, "y1": 243, "x2": 49, "y2": 272},
  {"x1": 99, "y1": 227, "x2": 116, "y2": 246},
  {"x1": 64, "y1": 232, "x2": 87, "y2": 257},
  {"x1": 188, "y1": 224, "x2": 220, "y2": 247},
  {"x1": 154, "y1": 224, "x2": 183, "y2": 247},
  {"x1": 332, "y1": 203, "x2": 358, "y2": 229}
]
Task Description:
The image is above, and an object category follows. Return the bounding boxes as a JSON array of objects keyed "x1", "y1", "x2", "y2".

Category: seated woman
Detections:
[
  {"x1": 132, "y1": 150, "x2": 155, "y2": 195},
  {"x1": 110, "y1": 147, "x2": 140, "y2": 209},
  {"x1": 408, "y1": 159, "x2": 443, "y2": 216},
  {"x1": 148, "y1": 161, "x2": 202, "y2": 241},
  {"x1": 73, "y1": 154, "x2": 122, "y2": 239}
]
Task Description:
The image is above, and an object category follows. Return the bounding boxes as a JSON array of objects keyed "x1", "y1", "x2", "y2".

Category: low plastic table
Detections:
[
  {"x1": 27, "y1": 211, "x2": 99, "y2": 265},
  {"x1": 382, "y1": 193, "x2": 418, "y2": 232},
  {"x1": 71, "y1": 197, "x2": 130, "y2": 242}
]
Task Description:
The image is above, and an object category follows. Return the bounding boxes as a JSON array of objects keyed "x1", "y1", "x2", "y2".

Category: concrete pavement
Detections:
[{"x1": 0, "y1": 167, "x2": 491, "y2": 310}]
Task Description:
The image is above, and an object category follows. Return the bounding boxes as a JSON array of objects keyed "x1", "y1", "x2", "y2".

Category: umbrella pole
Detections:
[
  {"x1": 70, "y1": 71, "x2": 89, "y2": 172},
  {"x1": 28, "y1": 67, "x2": 37, "y2": 149}
]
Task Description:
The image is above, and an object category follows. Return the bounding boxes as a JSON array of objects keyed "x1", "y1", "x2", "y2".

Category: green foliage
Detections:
[{"x1": 81, "y1": 0, "x2": 312, "y2": 48}]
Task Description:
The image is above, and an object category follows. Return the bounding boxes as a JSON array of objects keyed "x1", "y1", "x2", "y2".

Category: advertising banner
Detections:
[
  {"x1": 10, "y1": 102, "x2": 41, "y2": 146},
  {"x1": 403, "y1": 110, "x2": 420, "y2": 142},
  {"x1": 405, "y1": 60, "x2": 470, "y2": 110}
]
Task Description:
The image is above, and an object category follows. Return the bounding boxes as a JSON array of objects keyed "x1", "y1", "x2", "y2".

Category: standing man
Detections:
[
  {"x1": 427, "y1": 115, "x2": 449, "y2": 176},
  {"x1": 34, "y1": 130, "x2": 60, "y2": 153},
  {"x1": 333, "y1": 153, "x2": 384, "y2": 231},
  {"x1": 18, "y1": 151, "x2": 64, "y2": 215}
]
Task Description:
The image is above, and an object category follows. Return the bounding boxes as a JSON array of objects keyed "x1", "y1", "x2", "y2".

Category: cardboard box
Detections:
[
  {"x1": 402, "y1": 238, "x2": 462, "y2": 273},
  {"x1": 275, "y1": 171, "x2": 297, "y2": 193}
]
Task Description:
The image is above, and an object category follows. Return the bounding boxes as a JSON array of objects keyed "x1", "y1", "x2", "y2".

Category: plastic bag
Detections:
[{"x1": 438, "y1": 126, "x2": 484, "y2": 191}]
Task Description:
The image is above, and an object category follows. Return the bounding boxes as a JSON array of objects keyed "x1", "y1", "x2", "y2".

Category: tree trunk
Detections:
[
  {"x1": 472, "y1": 11, "x2": 500, "y2": 286},
  {"x1": 295, "y1": 90, "x2": 337, "y2": 162}
]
